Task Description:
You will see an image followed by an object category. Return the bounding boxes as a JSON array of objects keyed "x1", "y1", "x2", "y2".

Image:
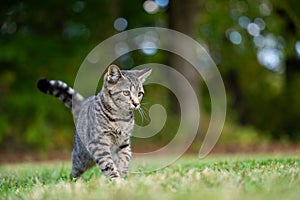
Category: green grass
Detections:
[{"x1": 0, "y1": 155, "x2": 299, "y2": 200}]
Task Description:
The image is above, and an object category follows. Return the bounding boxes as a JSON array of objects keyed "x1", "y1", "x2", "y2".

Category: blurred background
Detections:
[{"x1": 1, "y1": 0, "x2": 300, "y2": 161}]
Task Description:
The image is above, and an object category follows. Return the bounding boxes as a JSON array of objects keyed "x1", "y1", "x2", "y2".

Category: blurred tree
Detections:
[
  {"x1": 164, "y1": 0, "x2": 203, "y2": 121},
  {"x1": 198, "y1": 0, "x2": 300, "y2": 140},
  {"x1": 0, "y1": 0, "x2": 165, "y2": 152},
  {"x1": 168, "y1": 0, "x2": 202, "y2": 90},
  {"x1": 0, "y1": 0, "x2": 116, "y2": 151},
  {"x1": 274, "y1": 1, "x2": 300, "y2": 139}
]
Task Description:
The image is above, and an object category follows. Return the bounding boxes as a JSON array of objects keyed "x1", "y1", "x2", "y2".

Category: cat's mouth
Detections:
[{"x1": 129, "y1": 104, "x2": 140, "y2": 110}]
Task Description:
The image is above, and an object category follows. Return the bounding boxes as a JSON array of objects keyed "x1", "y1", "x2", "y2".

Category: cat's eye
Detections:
[
  {"x1": 123, "y1": 91, "x2": 130, "y2": 96},
  {"x1": 138, "y1": 92, "x2": 144, "y2": 97}
]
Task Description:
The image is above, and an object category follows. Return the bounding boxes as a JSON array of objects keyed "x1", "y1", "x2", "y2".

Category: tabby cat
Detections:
[{"x1": 37, "y1": 65, "x2": 152, "y2": 179}]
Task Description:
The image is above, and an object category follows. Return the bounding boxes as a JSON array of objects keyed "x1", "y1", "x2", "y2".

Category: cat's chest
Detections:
[
  {"x1": 107, "y1": 122, "x2": 133, "y2": 145},
  {"x1": 109, "y1": 119, "x2": 134, "y2": 136},
  {"x1": 97, "y1": 114, "x2": 133, "y2": 137}
]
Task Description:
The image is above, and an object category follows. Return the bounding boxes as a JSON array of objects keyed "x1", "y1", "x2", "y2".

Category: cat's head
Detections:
[{"x1": 103, "y1": 65, "x2": 152, "y2": 111}]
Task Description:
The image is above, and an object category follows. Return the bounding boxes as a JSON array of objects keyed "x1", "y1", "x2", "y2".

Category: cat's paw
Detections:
[
  {"x1": 72, "y1": 177, "x2": 78, "y2": 182},
  {"x1": 111, "y1": 177, "x2": 125, "y2": 186},
  {"x1": 119, "y1": 171, "x2": 128, "y2": 178}
]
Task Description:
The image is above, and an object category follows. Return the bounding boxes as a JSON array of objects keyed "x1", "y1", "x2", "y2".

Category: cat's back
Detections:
[{"x1": 76, "y1": 96, "x2": 96, "y2": 128}]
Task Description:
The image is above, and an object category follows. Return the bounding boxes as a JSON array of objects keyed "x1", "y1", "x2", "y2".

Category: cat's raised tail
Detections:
[{"x1": 37, "y1": 78, "x2": 84, "y2": 118}]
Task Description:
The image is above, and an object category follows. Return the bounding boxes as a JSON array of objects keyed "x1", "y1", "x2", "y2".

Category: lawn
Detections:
[{"x1": 0, "y1": 154, "x2": 299, "y2": 200}]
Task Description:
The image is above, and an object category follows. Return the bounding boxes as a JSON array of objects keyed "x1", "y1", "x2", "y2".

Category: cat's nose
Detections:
[
  {"x1": 133, "y1": 102, "x2": 139, "y2": 107},
  {"x1": 131, "y1": 98, "x2": 140, "y2": 108}
]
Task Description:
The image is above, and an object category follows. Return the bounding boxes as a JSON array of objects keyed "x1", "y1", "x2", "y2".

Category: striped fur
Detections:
[
  {"x1": 37, "y1": 78, "x2": 85, "y2": 118},
  {"x1": 37, "y1": 65, "x2": 152, "y2": 180}
]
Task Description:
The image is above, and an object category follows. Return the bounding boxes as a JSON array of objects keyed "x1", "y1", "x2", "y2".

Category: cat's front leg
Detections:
[
  {"x1": 117, "y1": 143, "x2": 132, "y2": 177},
  {"x1": 88, "y1": 137, "x2": 120, "y2": 179}
]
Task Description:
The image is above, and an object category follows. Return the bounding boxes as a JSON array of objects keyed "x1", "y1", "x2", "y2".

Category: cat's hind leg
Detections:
[
  {"x1": 71, "y1": 134, "x2": 95, "y2": 178},
  {"x1": 71, "y1": 149, "x2": 95, "y2": 178}
]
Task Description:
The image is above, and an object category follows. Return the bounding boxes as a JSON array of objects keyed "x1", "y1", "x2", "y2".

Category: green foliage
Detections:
[
  {"x1": 199, "y1": 0, "x2": 300, "y2": 140},
  {"x1": 0, "y1": 0, "x2": 167, "y2": 152},
  {"x1": 220, "y1": 123, "x2": 270, "y2": 146},
  {"x1": 0, "y1": 155, "x2": 299, "y2": 199}
]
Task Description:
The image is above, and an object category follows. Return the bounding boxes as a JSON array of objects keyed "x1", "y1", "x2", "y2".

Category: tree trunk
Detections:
[
  {"x1": 168, "y1": 0, "x2": 202, "y2": 90},
  {"x1": 167, "y1": 0, "x2": 202, "y2": 114}
]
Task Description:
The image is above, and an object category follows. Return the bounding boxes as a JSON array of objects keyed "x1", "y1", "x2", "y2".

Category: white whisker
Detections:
[{"x1": 137, "y1": 105, "x2": 150, "y2": 126}]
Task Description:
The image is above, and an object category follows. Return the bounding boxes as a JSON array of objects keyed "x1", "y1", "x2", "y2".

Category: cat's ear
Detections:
[
  {"x1": 106, "y1": 64, "x2": 123, "y2": 84},
  {"x1": 137, "y1": 68, "x2": 152, "y2": 83}
]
